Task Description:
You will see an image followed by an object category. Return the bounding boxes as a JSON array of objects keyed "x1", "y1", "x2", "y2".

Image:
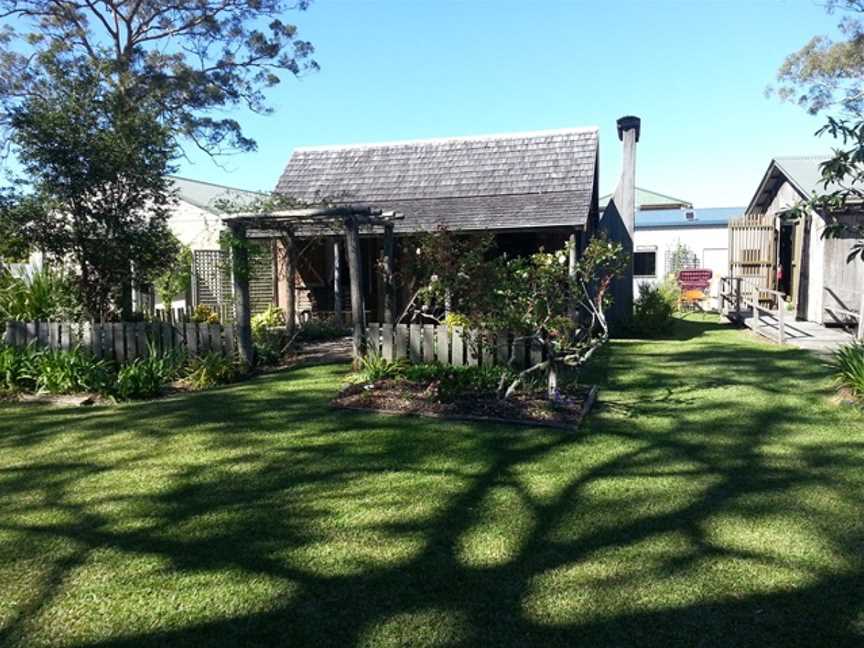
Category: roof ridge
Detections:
[
  {"x1": 322, "y1": 187, "x2": 592, "y2": 203},
  {"x1": 634, "y1": 186, "x2": 692, "y2": 204},
  {"x1": 169, "y1": 174, "x2": 265, "y2": 196},
  {"x1": 292, "y1": 126, "x2": 599, "y2": 153},
  {"x1": 772, "y1": 154, "x2": 830, "y2": 161}
]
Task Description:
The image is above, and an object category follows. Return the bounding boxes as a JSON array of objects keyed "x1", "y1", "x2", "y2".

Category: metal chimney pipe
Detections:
[{"x1": 602, "y1": 115, "x2": 640, "y2": 323}]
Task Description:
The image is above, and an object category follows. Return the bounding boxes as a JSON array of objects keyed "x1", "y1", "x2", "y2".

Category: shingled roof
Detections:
[{"x1": 274, "y1": 128, "x2": 599, "y2": 233}]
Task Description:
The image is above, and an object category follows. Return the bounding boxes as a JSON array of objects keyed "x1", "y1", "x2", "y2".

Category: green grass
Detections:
[{"x1": 1, "y1": 314, "x2": 864, "y2": 647}]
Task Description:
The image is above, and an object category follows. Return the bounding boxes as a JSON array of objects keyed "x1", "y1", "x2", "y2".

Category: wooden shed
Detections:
[
  {"x1": 736, "y1": 156, "x2": 864, "y2": 324},
  {"x1": 252, "y1": 127, "x2": 604, "y2": 324}
]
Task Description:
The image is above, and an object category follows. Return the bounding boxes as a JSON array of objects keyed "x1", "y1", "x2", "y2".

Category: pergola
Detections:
[{"x1": 222, "y1": 206, "x2": 404, "y2": 368}]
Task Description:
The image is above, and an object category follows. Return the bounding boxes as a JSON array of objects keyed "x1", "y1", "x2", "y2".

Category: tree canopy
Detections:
[
  {"x1": 772, "y1": 0, "x2": 864, "y2": 115},
  {"x1": 0, "y1": 0, "x2": 317, "y2": 156},
  {"x1": 8, "y1": 64, "x2": 180, "y2": 318}
]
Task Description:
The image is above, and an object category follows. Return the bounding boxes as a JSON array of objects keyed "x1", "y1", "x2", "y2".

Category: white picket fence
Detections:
[
  {"x1": 2, "y1": 320, "x2": 236, "y2": 363},
  {"x1": 360, "y1": 322, "x2": 542, "y2": 369}
]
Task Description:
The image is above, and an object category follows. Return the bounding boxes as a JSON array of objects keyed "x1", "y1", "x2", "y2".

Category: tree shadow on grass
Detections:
[{"x1": 1, "y1": 321, "x2": 864, "y2": 647}]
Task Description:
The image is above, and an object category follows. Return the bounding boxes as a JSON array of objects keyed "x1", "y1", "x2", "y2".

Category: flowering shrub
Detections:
[
  {"x1": 402, "y1": 229, "x2": 627, "y2": 400},
  {"x1": 190, "y1": 304, "x2": 220, "y2": 324}
]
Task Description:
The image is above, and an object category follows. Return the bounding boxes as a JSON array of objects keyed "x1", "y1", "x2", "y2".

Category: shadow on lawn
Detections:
[{"x1": 1, "y1": 320, "x2": 864, "y2": 647}]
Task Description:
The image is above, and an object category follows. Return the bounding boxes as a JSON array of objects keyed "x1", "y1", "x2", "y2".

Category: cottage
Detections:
[
  {"x1": 732, "y1": 156, "x2": 864, "y2": 325},
  {"x1": 240, "y1": 123, "x2": 640, "y2": 324}
]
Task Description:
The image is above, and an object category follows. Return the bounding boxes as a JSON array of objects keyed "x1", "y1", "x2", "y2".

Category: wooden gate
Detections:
[{"x1": 728, "y1": 213, "x2": 776, "y2": 304}]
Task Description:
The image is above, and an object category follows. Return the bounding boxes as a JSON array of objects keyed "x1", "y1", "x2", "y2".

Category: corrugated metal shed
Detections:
[
  {"x1": 170, "y1": 176, "x2": 264, "y2": 213},
  {"x1": 274, "y1": 128, "x2": 599, "y2": 233},
  {"x1": 601, "y1": 187, "x2": 692, "y2": 211},
  {"x1": 635, "y1": 207, "x2": 743, "y2": 229}
]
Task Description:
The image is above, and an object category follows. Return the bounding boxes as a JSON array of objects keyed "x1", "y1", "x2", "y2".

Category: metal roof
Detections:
[
  {"x1": 169, "y1": 176, "x2": 264, "y2": 214},
  {"x1": 274, "y1": 128, "x2": 599, "y2": 233},
  {"x1": 743, "y1": 155, "x2": 861, "y2": 213},
  {"x1": 635, "y1": 206, "x2": 743, "y2": 229},
  {"x1": 600, "y1": 187, "x2": 692, "y2": 210}
]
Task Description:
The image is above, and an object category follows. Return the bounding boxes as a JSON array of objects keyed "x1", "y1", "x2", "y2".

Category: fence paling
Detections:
[
  {"x1": 361, "y1": 322, "x2": 536, "y2": 369},
  {"x1": 2, "y1": 320, "x2": 236, "y2": 362}
]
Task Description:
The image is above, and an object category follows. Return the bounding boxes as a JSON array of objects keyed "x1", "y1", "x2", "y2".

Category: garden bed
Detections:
[{"x1": 332, "y1": 379, "x2": 598, "y2": 429}]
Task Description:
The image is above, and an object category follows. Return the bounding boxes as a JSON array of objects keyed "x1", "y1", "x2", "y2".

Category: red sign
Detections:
[{"x1": 678, "y1": 269, "x2": 712, "y2": 291}]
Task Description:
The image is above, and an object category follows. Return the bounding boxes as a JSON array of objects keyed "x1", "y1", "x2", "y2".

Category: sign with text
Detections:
[{"x1": 678, "y1": 269, "x2": 712, "y2": 291}]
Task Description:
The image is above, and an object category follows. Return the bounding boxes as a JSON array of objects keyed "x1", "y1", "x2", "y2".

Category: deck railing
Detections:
[
  {"x1": 822, "y1": 287, "x2": 864, "y2": 341},
  {"x1": 719, "y1": 276, "x2": 790, "y2": 344}
]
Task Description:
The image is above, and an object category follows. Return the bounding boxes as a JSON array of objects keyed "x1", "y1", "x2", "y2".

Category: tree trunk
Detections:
[
  {"x1": 344, "y1": 215, "x2": 365, "y2": 362},
  {"x1": 230, "y1": 224, "x2": 254, "y2": 370},
  {"x1": 547, "y1": 361, "x2": 559, "y2": 401},
  {"x1": 333, "y1": 239, "x2": 342, "y2": 327},
  {"x1": 383, "y1": 224, "x2": 395, "y2": 325},
  {"x1": 281, "y1": 234, "x2": 297, "y2": 336}
]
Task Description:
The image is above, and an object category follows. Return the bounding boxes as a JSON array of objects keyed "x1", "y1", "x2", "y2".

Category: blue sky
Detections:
[{"x1": 178, "y1": 0, "x2": 843, "y2": 208}]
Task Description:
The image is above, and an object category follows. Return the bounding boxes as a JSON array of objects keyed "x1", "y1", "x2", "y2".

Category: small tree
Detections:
[
  {"x1": 411, "y1": 229, "x2": 627, "y2": 400},
  {"x1": 153, "y1": 240, "x2": 193, "y2": 311},
  {"x1": 8, "y1": 65, "x2": 179, "y2": 319}
]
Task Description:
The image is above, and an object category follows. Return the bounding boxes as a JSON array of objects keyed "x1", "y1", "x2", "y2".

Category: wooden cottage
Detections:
[
  {"x1": 251, "y1": 127, "x2": 606, "y2": 324},
  {"x1": 731, "y1": 156, "x2": 864, "y2": 324}
]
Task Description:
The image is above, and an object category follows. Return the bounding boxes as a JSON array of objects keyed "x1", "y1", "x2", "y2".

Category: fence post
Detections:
[
  {"x1": 777, "y1": 301, "x2": 785, "y2": 345},
  {"x1": 858, "y1": 293, "x2": 864, "y2": 341},
  {"x1": 436, "y1": 325, "x2": 449, "y2": 364},
  {"x1": 752, "y1": 297, "x2": 760, "y2": 336},
  {"x1": 735, "y1": 277, "x2": 742, "y2": 315}
]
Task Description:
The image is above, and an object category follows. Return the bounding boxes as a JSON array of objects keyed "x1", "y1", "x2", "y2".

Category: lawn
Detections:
[{"x1": 2, "y1": 315, "x2": 864, "y2": 647}]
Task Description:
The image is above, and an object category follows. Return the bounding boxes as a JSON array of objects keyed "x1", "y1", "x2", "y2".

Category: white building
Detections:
[
  {"x1": 168, "y1": 176, "x2": 263, "y2": 251},
  {"x1": 633, "y1": 207, "x2": 743, "y2": 306}
]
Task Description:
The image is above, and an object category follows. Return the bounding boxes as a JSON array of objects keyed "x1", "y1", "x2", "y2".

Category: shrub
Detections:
[
  {"x1": 33, "y1": 347, "x2": 112, "y2": 394},
  {"x1": 833, "y1": 341, "x2": 864, "y2": 398},
  {"x1": 114, "y1": 346, "x2": 187, "y2": 400},
  {"x1": 404, "y1": 363, "x2": 517, "y2": 402},
  {"x1": 252, "y1": 305, "x2": 285, "y2": 338},
  {"x1": 0, "y1": 343, "x2": 40, "y2": 393},
  {"x1": 629, "y1": 282, "x2": 676, "y2": 337},
  {"x1": 658, "y1": 274, "x2": 682, "y2": 309},
  {"x1": 0, "y1": 267, "x2": 82, "y2": 321},
  {"x1": 185, "y1": 352, "x2": 238, "y2": 391},
  {"x1": 190, "y1": 304, "x2": 220, "y2": 324},
  {"x1": 297, "y1": 318, "x2": 348, "y2": 342},
  {"x1": 252, "y1": 305, "x2": 286, "y2": 366},
  {"x1": 355, "y1": 353, "x2": 408, "y2": 383}
]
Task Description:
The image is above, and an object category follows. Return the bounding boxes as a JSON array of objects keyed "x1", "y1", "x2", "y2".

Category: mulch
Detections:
[{"x1": 332, "y1": 379, "x2": 598, "y2": 430}]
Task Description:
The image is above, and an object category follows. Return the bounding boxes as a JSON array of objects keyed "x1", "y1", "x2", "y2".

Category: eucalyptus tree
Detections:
[{"x1": 0, "y1": 0, "x2": 317, "y2": 155}]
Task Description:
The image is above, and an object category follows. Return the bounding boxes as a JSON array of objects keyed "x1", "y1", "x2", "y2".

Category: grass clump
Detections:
[
  {"x1": 184, "y1": 351, "x2": 239, "y2": 390},
  {"x1": 832, "y1": 340, "x2": 864, "y2": 398}
]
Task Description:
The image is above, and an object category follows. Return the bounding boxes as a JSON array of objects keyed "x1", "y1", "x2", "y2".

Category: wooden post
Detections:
[
  {"x1": 777, "y1": 300, "x2": 785, "y2": 345},
  {"x1": 383, "y1": 223, "x2": 395, "y2": 325},
  {"x1": 344, "y1": 214, "x2": 365, "y2": 360},
  {"x1": 230, "y1": 222, "x2": 254, "y2": 370},
  {"x1": 568, "y1": 229, "x2": 578, "y2": 326},
  {"x1": 858, "y1": 291, "x2": 864, "y2": 341},
  {"x1": 752, "y1": 297, "x2": 760, "y2": 336},
  {"x1": 333, "y1": 239, "x2": 343, "y2": 327},
  {"x1": 282, "y1": 232, "x2": 297, "y2": 336}
]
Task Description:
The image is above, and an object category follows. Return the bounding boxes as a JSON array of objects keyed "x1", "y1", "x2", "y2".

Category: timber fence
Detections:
[
  {"x1": 360, "y1": 322, "x2": 542, "y2": 369},
  {"x1": 2, "y1": 320, "x2": 236, "y2": 363}
]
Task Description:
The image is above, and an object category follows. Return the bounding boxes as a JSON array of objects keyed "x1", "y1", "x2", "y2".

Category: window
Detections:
[{"x1": 634, "y1": 250, "x2": 657, "y2": 277}]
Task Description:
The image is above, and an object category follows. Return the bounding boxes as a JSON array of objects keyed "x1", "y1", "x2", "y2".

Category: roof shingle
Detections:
[{"x1": 274, "y1": 128, "x2": 598, "y2": 233}]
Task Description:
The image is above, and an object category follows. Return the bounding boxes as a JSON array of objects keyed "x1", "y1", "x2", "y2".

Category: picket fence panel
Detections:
[
  {"x1": 360, "y1": 322, "x2": 540, "y2": 369},
  {"x1": 2, "y1": 320, "x2": 236, "y2": 363}
]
